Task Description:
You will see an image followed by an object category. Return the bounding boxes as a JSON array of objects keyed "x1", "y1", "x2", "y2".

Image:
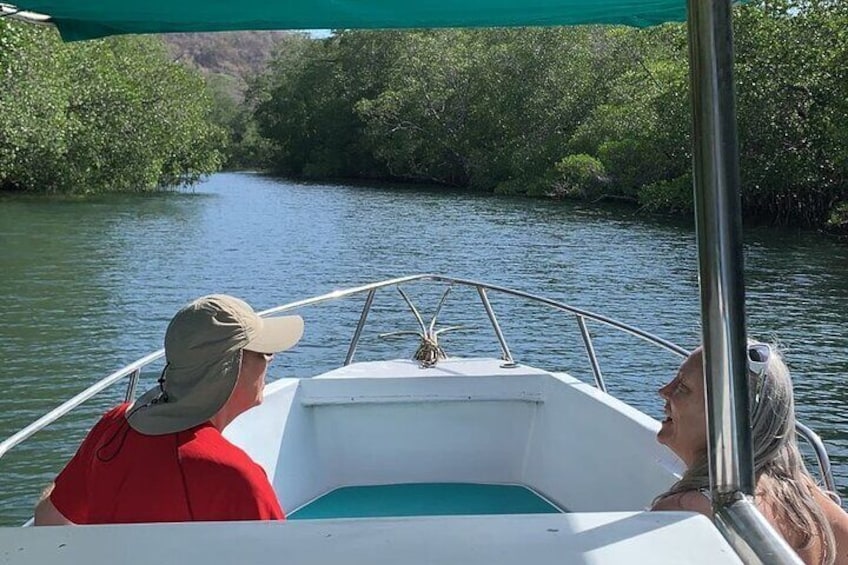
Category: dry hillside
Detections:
[{"x1": 162, "y1": 31, "x2": 294, "y2": 86}]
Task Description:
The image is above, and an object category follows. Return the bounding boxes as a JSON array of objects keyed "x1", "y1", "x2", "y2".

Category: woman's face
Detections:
[{"x1": 657, "y1": 348, "x2": 708, "y2": 467}]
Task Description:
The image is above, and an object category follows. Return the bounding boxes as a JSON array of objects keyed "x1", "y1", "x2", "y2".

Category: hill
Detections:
[{"x1": 161, "y1": 31, "x2": 296, "y2": 96}]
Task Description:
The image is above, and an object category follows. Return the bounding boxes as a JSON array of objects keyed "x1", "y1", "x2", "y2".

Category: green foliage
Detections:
[
  {"x1": 205, "y1": 72, "x2": 262, "y2": 170},
  {"x1": 163, "y1": 32, "x2": 292, "y2": 171},
  {"x1": 241, "y1": 3, "x2": 845, "y2": 229},
  {"x1": 568, "y1": 24, "x2": 690, "y2": 199},
  {"x1": 0, "y1": 21, "x2": 72, "y2": 192},
  {"x1": 531, "y1": 154, "x2": 607, "y2": 199},
  {"x1": 0, "y1": 22, "x2": 223, "y2": 194},
  {"x1": 251, "y1": 32, "x2": 391, "y2": 178},
  {"x1": 493, "y1": 178, "x2": 532, "y2": 195},
  {"x1": 639, "y1": 175, "x2": 693, "y2": 213},
  {"x1": 826, "y1": 203, "x2": 848, "y2": 235},
  {"x1": 734, "y1": 0, "x2": 848, "y2": 226},
  {"x1": 250, "y1": 26, "x2": 696, "y2": 197},
  {"x1": 206, "y1": 73, "x2": 242, "y2": 129},
  {"x1": 597, "y1": 139, "x2": 652, "y2": 197},
  {"x1": 354, "y1": 30, "x2": 481, "y2": 185}
]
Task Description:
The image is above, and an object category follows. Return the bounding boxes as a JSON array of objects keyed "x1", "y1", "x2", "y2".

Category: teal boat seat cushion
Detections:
[{"x1": 289, "y1": 483, "x2": 563, "y2": 520}]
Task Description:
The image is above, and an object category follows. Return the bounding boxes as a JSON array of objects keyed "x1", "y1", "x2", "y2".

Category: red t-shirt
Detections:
[{"x1": 51, "y1": 404, "x2": 284, "y2": 524}]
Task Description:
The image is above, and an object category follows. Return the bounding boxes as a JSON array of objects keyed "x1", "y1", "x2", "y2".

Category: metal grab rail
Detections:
[
  {"x1": 0, "y1": 274, "x2": 837, "y2": 496},
  {"x1": 254, "y1": 273, "x2": 689, "y2": 360}
]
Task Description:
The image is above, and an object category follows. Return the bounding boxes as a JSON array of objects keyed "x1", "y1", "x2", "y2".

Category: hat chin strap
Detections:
[{"x1": 153, "y1": 362, "x2": 170, "y2": 404}]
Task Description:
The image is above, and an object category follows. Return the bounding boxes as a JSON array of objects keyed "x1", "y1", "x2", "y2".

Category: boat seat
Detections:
[{"x1": 289, "y1": 483, "x2": 563, "y2": 519}]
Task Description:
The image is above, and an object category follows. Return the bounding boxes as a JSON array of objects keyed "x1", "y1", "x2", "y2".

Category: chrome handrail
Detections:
[
  {"x1": 257, "y1": 274, "x2": 690, "y2": 358},
  {"x1": 0, "y1": 274, "x2": 836, "y2": 497}
]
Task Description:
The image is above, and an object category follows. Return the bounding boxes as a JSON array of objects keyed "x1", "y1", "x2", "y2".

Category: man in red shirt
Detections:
[{"x1": 33, "y1": 294, "x2": 304, "y2": 524}]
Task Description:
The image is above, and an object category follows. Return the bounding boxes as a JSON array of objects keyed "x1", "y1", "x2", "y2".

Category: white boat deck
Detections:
[{"x1": 0, "y1": 512, "x2": 742, "y2": 564}]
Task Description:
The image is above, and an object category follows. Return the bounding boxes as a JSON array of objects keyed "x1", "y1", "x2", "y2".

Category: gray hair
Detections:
[{"x1": 654, "y1": 342, "x2": 835, "y2": 564}]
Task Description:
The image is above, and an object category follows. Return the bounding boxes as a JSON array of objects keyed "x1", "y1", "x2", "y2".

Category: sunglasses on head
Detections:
[
  {"x1": 748, "y1": 343, "x2": 772, "y2": 410},
  {"x1": 747, "y1": 343, "x2": 771, "y2": 376}
]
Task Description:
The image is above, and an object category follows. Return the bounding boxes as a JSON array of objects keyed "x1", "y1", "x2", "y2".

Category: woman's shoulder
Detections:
[
  {"x1": 652, "y1": 489, "x2": 713, "y2": 516},
  {"x1": 758, "y1": 477, "x2": 846, "y2": 564},
  {"x1": 811, "y1": 487, "x2": 848, "y2": 525},
  {"x1": 811, "y1": 487, "x2": 848, "y2": 562}
]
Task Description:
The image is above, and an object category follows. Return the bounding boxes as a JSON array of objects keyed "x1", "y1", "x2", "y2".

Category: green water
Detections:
[
  {"x1": 1, "y1": 172, "x2": 848, "y2": 525},
  {"x1": 288, "y1": 483, "x2": 562, "y2": 519}
]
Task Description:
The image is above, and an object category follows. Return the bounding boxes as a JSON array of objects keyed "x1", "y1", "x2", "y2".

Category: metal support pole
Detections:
[
  {"x1": 476, "y1": 286, "x2": 515, "y2": 366},
  {"x1": 345, "y1": 289, "x2": 376, "y2": 366},
  {"x1": 687, "y1": 0, "x2": 753, "y2": 501},
  {"x1": 688, "y1": 3, "x2": 806, "y2": 561},
  {"x1": 577, "y1": 316, "x2": 606, "y2": 392},
  {"x1": 124, "y1": 369, "x2": 140, "y2": 402}
]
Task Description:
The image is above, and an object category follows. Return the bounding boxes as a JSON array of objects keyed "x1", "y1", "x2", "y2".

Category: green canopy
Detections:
[{"x1": 11, "y1": 0, "x2": 692, "y2": 41}]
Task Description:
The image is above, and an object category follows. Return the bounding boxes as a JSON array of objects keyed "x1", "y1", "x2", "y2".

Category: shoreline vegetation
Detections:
[
  {"x1": 0, "y1": 23, "x2": 224, "y2": 195},
  {"x1": 1, "y1": 0, "x2": 846, "y2": 233}
]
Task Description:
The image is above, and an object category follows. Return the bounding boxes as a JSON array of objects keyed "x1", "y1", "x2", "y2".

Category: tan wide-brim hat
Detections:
[{"x1": 127, "y1": 294, "x2": 303, "y2": 435}]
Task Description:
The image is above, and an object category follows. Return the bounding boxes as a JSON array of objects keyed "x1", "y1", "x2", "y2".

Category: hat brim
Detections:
[{"x1": 244, "y1": 315, "x2": 304, "y2": 354}]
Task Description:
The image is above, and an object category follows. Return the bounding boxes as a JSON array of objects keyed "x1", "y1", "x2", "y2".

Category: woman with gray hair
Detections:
[{"x1": 652, "y1": 343, "x2": 848, "y2": 564}]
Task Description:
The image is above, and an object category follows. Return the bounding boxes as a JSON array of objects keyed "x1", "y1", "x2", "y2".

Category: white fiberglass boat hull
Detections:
[{"x1": 0, "y1": 512, "x2": 742, "y2": 564}]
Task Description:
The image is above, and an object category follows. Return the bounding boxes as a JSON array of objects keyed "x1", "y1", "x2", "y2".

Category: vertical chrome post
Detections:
[
  {"x1": 476, "y1": 286, "x2": 515, "y2": 365},
  {"x1": 345, "y1": 289, "x2": 376, "y2": 366},
  {"x1": 577, "y1": 316, "x2": 606, "y2": 392},
  {"x1": 687, "y1": 0, "x2": 753, "y2": 500},
  {"x1": 688, "y1": 6, "x2": 804, "y2": 560},
  {"x1": 124, "y1": 369, "x2": 140, "y2": 402}
]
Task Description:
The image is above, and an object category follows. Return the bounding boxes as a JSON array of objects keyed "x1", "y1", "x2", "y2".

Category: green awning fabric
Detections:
[{"x1": 11, "y1": 0, "x2": 692, "y2": 41}]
